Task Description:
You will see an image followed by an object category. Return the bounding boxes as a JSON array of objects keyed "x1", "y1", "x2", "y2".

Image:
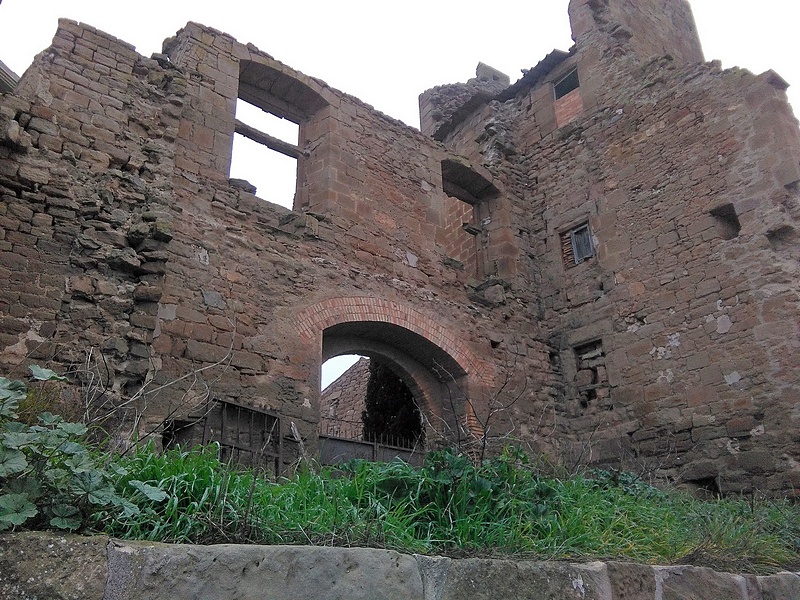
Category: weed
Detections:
[
  {"x1": 2, "y1": 369, "x2": 798, "y2": 574},
  {"x1": 0, "y1": 367, "x2": 130, "y2": 532}
]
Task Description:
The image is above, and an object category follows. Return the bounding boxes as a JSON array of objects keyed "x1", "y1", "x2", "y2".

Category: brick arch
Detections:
[{"x1": 294, "y1": 297, "x2": 495, "y2": 387}]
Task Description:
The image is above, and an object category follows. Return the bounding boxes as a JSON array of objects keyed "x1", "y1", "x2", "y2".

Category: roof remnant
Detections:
[
  {"x1": 432, "y1": 49, "x2": 571, "y2": 141},
  {"x1": 0, "y1": 59, "x2": 19, "y2": 94}
]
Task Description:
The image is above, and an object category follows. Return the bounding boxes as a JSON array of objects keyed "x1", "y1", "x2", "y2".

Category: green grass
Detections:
[
  {"x1": 6, "y1": 374, "x2": 795, "y2": 574},
  {"x1": 94, "y1": 444, "x2": 800, "y2": 574}
]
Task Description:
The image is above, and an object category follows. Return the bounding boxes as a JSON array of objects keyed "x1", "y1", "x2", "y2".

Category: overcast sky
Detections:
[
  {"x1": 1, "y1": 1, "x2": 798, "y2": 129},
  {"x1": 1, "y1": 1, "x2": 797, "y2": 388}
]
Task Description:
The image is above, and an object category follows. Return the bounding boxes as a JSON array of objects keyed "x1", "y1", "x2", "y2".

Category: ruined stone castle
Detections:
[{"x1": 0, "y1": 0, "x2": 797, "y2": 494}]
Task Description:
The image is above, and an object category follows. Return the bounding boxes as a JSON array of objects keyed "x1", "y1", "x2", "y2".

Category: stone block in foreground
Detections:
[{"x1": 1, "y1": 532, "x2": 800, "y2": 599}]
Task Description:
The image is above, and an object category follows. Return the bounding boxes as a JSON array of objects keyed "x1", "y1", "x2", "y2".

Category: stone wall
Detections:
[
  {"x1": 427, "y1": 0, "x2": 800, "y2": 493},
  {"x1": 0, "y1": 19, "x2": 554, "y2": 464},
  {"x1": 319, "y1": 356, "x2": 370, "y2": 439},
  {"x1": 0, "y1": 0, "x2": 798, "y2": 492},
  {"x1": 527, "y1": 59, "x2": 800, "y2": 493},
  {"x1": 2, "y1": 533, "x2": 799, "y2": 600}
]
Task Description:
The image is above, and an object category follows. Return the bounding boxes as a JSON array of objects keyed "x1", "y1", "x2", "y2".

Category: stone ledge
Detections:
[{"x1": 1, "y1": 532, "x2": 799, "y2": 599}]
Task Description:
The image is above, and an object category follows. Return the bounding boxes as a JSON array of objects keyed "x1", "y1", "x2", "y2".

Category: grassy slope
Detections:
[{"x1": 97, "y1": 445, "x2": 800, "y2": 575}]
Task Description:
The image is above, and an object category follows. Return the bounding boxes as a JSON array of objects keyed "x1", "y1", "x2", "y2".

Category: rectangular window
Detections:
[
  {"x1": 231, "y1": 98, "x2": 300, "y2": 209},
  {"x1": 554, "y1": 68, "x2": 583, "y2": 128},
  {"x1": 560, "y1": 222, "x2": 595, "y2": 267},
  {"x1": 554, "y1": 68, "x2": 580, "y2": 100}
]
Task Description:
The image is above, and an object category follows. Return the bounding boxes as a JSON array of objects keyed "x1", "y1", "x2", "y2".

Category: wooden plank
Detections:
[{"x1": 234, "y1": 119, "x2": 306, "y2": 159}]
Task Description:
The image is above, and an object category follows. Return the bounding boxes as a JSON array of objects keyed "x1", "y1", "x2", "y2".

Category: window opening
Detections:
[
  {"x1": 709, "y1": 203, "x2": 741, "y2": 240},
  {"x1": 440, "y1": 159, "x2": 500, "y2": 278},
  {"x1": 554, "y1": 68, "x2": 580, "y2": 100},
  {"x1": 561, "y1": 222, "x2": 595, "y2": 267},
  {"x1": 230, "y1": 98, "x2": 300, "y2": 209}
]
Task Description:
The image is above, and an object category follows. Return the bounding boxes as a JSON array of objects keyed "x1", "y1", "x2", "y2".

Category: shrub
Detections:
[{"x1": 0, "y1": 367, "x2": 133, "y2": 532}]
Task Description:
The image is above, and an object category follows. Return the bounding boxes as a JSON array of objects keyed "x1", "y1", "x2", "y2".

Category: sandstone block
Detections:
[
  {"x1": 0, "y1": 532, "x2": 108, "y2": 600},
  {"x1": 186, "y1": 338, "x2": 230, "y2": 363},
  {"x1": 726, "y1": 416, "x2": 756, "y2": 438},
  {"x1": 433, "y1": 558, "x2": 611, "y2": 600},
  {"x1": 757, "y1": 572, "x2": 800, "y2": 598},
  {"x1": 106, "y1": 542, "x2": 424, "y2": 600},
  {"x1": 656, "y1": 566, "x2": 745, "y2": 600},
  {"x1": 606, "y1": 561, "x2": 656, "y2": 599}
]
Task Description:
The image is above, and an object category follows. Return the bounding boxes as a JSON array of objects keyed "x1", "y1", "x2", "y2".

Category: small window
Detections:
[
  {"x1": 709, "y1": 203, "x2": 741, "y2": 240},
  {"x1": 554, "y1": 69, "x2": 580, "y2": 100},
  {"x1": 561, "y1": 222, "x2": 595, "y2": 267}
]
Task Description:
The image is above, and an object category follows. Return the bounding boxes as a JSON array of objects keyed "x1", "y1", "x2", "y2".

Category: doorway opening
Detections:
[
  {"x1": 362, "y1": 358, "x2": 424, "y2": 448},
  {"x1": 319, "y1": 354, "x2": 424, "y2": 450}
]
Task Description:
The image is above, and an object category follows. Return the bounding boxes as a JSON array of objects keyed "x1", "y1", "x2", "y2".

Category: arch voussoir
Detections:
[{"x1": 294, "y1": 296, "x2": 495, "y2": 387}]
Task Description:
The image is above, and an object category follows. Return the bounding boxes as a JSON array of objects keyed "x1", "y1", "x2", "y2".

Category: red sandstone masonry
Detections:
[
  {"x1": 425, "y1": 0, "x2": 800, "y2": 491},
  {"x1": 0, "y1": 0, "x2": 797, "y2": 490},
  {"x1": 554, "y1": 88, "x2": 583, "y2": 128}
]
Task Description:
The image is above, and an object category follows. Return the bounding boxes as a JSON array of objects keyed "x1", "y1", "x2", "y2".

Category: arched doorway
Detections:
[
  {"x1": 319, "y1": 321, "x2": 469, "y2": 463},
  {"x1": 319, "y1": 355, "x2": 424, "y2": 449},
  {"x1": 294, "y1": 297, "x2": 496, "y2": 463}
]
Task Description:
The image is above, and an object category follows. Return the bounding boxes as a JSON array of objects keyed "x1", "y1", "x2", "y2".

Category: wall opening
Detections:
[
  {"x1": 441, "y1": 159, "x2": 500, "y2": 278},
  {"x1": 321, "y1": 354, "x2": 362, "y2": 391},
  {"x1": 233, "y1": 59, "x2": 327, "y2": 211},
  {"x1": 321, "y1": 355, "x2": 425, "y2": 450},
  {"x1": 554, "y1": 68, "x2": 583, "y2": 128},
  {"x1": 362, "y1": 358, "x2": 424, "y2": 448},
  {"x1": 230, "y1": 98, "x2": 300, "y2": 209},
  {"x1": 554, "y1": 68, "x2": 580, "y2": 99},
  {"x1": 319, "y1": 355, "x2": 368, "y2": 440},
  {"x1": 320, "y1": 355, "x2": 423, "y2": 449},
  {"x1": 561, "y1": 222, "x2": 595, "y2": 267},
  {"x1": 318, "y1": 320, "x2": 472, "y2": 463},
  {"x1": 709, "y1": 203, "x2": 741, "y2": 240}
]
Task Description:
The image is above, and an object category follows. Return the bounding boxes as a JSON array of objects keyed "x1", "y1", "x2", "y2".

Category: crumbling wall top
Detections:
[{"x1": 567, "y1": 0, "x2": 704, "y2": 65}]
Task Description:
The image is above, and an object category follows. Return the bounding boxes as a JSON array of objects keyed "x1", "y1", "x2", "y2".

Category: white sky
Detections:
[
  {"x1": 1, "y1": 1, "x2": 798, "y2": 129},
  {"x1": 1, "y1": 1, "x2": 798, "y2": 389}
]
